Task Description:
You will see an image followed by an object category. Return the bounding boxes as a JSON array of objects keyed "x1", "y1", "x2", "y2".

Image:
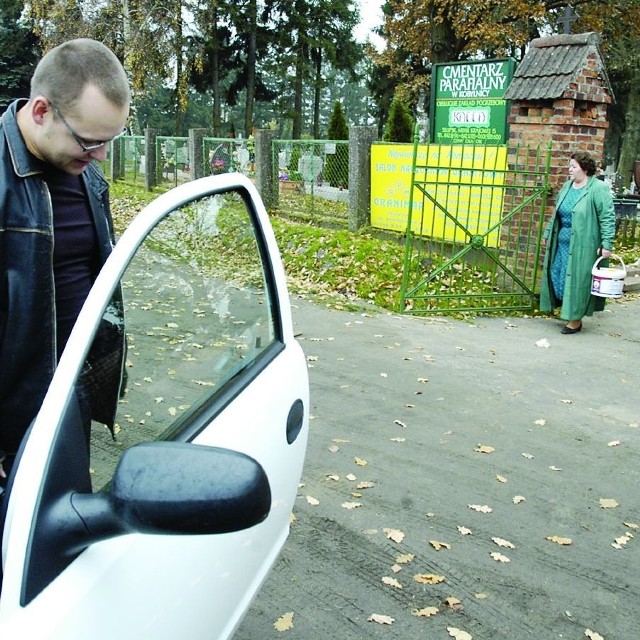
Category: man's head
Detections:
[{"x1": 19, "y1": 38, "x2": 130, "y2": 174}]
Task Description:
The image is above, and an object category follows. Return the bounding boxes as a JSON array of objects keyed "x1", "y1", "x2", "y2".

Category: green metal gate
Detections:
[{"x1": 400, "y1": 142, "x2": 552, "y2": 314}]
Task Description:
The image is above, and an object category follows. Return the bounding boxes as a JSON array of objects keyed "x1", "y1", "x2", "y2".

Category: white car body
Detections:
[{"x1": 0, "y1": 174, "x2": 309, "y2": 638}]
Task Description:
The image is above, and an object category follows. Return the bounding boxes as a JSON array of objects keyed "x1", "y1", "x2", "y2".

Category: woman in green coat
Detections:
[{"x1": 540, "y1": 151, "x2": 616, "y2": 334}]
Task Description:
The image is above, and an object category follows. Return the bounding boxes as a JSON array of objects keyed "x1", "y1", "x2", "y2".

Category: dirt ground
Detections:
[{"x1": 235, "y1": 293, "x2": 640, "y2": 639}]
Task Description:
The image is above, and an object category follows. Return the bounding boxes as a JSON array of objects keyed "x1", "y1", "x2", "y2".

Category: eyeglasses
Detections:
[{"x1": 49, "y1": 101, "x2": 126, "y2": 153}]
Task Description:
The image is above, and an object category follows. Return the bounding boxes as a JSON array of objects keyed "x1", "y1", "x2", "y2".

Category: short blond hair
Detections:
[{"x1": 31, "y1": 38, "x2": 130, "y2": 111}]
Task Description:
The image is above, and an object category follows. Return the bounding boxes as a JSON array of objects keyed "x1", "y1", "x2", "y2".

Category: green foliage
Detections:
[
  {"x1": 382, "y1": 97, "x2": 414, "y2": 143},
  {"x1": 0, "y1": 0, "x2": 40, "y2": 109},
  {"x1": 325, "y1": 101, "x2": 349, "y2": 188},
  {"x1": 327, "y1": 101, "x2": 348, "y2": 140}
]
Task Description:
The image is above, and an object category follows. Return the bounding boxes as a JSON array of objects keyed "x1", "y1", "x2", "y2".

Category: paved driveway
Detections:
[{"x1": 235, "y1": 294, "x2": 640, "y2": 639}]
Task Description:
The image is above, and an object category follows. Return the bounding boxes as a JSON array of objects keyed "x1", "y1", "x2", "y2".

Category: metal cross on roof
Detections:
[{"x1": 559, "y1": 5, "x2": 579, "y2": 33}]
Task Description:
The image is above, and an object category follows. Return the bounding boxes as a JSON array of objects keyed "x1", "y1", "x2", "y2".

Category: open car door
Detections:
[{"x1": 0, "y1": 174, "x2": 308, "y2": 639}]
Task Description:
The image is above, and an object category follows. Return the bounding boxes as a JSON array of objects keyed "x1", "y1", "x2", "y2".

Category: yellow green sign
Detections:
[
  {"x1": 431, "y1": 59, "x2": 516, "y2": 145},
  {"x1": 370, "y1": 143, "x2": 508, "y2": 247}
]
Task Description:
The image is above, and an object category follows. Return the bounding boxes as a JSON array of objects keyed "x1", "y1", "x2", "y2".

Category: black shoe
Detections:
[{"x1": 561, "y1": 323, "x2": 582, "y2": 334}]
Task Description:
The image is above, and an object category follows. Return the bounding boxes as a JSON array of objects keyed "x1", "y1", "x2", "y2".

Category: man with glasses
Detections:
[{"x1": 0, "y1": 39, "x2": 130, "y2": 483}]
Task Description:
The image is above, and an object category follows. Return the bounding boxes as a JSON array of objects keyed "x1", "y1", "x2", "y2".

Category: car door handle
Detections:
[{"x1": 286, "y1": 399, "x2": 304, "y2": 444}]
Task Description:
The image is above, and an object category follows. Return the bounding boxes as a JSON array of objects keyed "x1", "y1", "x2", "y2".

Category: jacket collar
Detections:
[{"x1": 1, "y1": 99, "x2": 47, "y2": 178}]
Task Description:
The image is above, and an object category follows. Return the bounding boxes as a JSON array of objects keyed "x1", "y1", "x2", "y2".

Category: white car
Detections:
[{"x1": 0, "y1": 174, "x2": 309, "y2": 638}]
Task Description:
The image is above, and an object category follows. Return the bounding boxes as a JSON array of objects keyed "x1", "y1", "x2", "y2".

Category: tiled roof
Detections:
[{"x1": 504, "y1": 32, "x2": 614, "y2": 101}]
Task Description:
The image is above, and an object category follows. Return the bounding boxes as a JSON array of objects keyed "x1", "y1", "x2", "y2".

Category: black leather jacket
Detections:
[{"x1": 0, "y1": 100, "x2": 126, "y2": 457}]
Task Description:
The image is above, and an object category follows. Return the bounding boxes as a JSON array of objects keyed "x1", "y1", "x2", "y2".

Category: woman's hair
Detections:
[
  {"x1": 571, "y1": 151, "x2": 597, "y2": 176},
  {"x1": 30, "y1": 39, "x2": 130, "y2": 111}
]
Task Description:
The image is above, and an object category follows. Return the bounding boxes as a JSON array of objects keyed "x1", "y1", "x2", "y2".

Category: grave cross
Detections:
[{"x1": 559, "y1": 5, "x2": 579, "y2": 34}]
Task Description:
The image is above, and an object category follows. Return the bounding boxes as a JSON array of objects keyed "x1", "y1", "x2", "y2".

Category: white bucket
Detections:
[{"x1": 591, "y1": 254, "x2": 626, "y2": 298}]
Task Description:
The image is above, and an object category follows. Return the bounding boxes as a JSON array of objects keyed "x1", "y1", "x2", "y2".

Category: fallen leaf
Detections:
[
  {"x1": 549, "y1": 466, "x2": 562, "y2": 471},
  {"x1": 273, "y1": 611, "x2": 294, "y2": 631},
  {"x1": 418, "y1": 377, "x2": 430, "y2": 383},
  {"x1": 396, "y1": 553, "x2": 415, "y2": 564},
  {"x1": 381, "y1": 576, "x2": 402, "y2": 589},
  {"x1": 474, "y1": 445, "x2": 495, "y2": 454},
  {"x1": 394, "y1": 419, "x2": 407, "y2": 428},
  {"x1": 368, "y1": 614, "x2": 395, "y2": 625},
  {"x1": 457, "y1": 526, "x2": 473, "y2": 535},
  {"x1": 546, "y1": 535, "x2": 572, "y2": 545},
  {"x1": 355, "y1": 457, "x2": 368, "y2": 467},
  {"x1": 380, "y1": 372, "x2": 388, "y2": 378},
  {"x1": 412, "y1": 606, "x2": 439, "y2": 617},
  {"x1": 333, "y1": 438, "x2": 350, "y2": 443},
  {"x1": 599, "y1": 498, "x2": 619, "y2": 509},
  {"x1": 534, "y1": 418, "x2": 546, "y2": 426},
  {"x1": 443, "y1": 596, "x2": 463, "y2": 610},
  {"x1": 521, "y1": 452, "x2": 534, "y2": 459},
  {"x1": 492, "y1": 537, "x2": 515, "y2": 549},
  {"x1": 345, "y1": 473, "x2": 357, "y2": 481},
  {"x1": 357, "y1": 481, "x2": 375, "y2": 489},
  {"x1": 326, "y1": 474, "x2": 340, "y2": 481},
  {"x1": 612, "y1": 533, "x2": 633, "y2": 549},
  {"x1": 560, "y1": 398, "x2": 573, "y2": 404},
  {"x1": 414, "y1": 573, "x2": 446, "y2": 585},
  {"x1": 490, "y1": 552, "x2": 510, "y2": 563},
  {"x1": 535, "y1": 338, "x2": 550, "y2": 348},
  {"x1": 624, "y1": 522, "x2": 639, "y2": 530},
  {"x1": 306, "y1": 496, "x2": 319, "y2": 506},
  {"x1": 391, "y1": 564, "x2": 402, "y2": 573},
  {"x1": 584, "y1": 630, "x2": 604, "y2": 640},
  {"x1": 384, "y1": 528, "x2": 405, "y2": 543},
  {"x1": 328, "y1": 445, "x2": 340, "y2": 453},
  {"x1": 608, "y1": 440, "x2": 621, "y2": 447},
  {"x1": 468, "y1": 504, "x2": 492, "y2": 513},
  {"x1": 390, "y1": 437, "x2": 406, "y2": 442},
  {"x1": 475, "y1": 593, "x2": 488, "y2": 600},
  {"x1": 342, "y1": 501, "x2": 362, "y2": 509},
  {"x1": 447, "y1": 627, "x2": 473, "y2": 640},
  {"x1": 512, "y1": 495, "x2": 526, "y2": 504},
  {"x1": 430, "y1": 540, "x2": 452, "y2": 551},
  {"x1": 496, "y1": 475, "x2": 507, "y2": 483}
]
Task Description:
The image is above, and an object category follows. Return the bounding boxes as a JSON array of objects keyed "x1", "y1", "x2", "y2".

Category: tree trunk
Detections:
[
  {"x1": 244, "y1": 0, "x2": 257, "y2": 138},
  {"x1": 292, "y1": 40, "x2": 305, "y2": 139},
  {"x1": 312, "y1": 47, "x2": 322, "y2": 138},
  {"x1": 617, "y1": 70, "x2": 640, "y2": 190}
]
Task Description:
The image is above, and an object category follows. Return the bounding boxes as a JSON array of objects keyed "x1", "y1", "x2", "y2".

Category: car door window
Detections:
[{"x1": 89, "y1": 191, "x2": 279, "y2": 489}]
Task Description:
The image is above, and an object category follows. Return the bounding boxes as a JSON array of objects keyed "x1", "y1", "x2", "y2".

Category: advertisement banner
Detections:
[{"x1": 370, "y1": 144, "x2": 508, "y2": 247}]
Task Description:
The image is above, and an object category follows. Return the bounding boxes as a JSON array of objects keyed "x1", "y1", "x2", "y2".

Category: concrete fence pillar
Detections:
[
  {"x1": 348, "y1": 125, "x2": 377, "y2": 231},
  {"x1": 189, "y1": 128, "x2": 211, "y2": 180},
  {"x1": 255, "y1": 129, "x2": 277, "y2": 210},
  {"x1": 144, "y1": 129, "x2": 159, "y2": 191}
]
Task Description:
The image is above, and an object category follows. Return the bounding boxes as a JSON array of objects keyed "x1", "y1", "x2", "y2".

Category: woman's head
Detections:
[{"x1": 570, "y1": 152, "x2": 597, "y2": 177}]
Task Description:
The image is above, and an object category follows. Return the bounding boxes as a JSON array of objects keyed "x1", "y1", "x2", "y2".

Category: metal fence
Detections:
[
  {"x1": 400, "y1": 143, "x2": 553, "y2": 314},
  {"x1": 273, "y1": 139, "x2": 349, "y2": 226}
]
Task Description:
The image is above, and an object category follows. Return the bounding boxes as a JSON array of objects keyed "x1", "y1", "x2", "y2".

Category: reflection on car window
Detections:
[{"x1": 90, "y1": 192, "x2": 276, "y2": 489}]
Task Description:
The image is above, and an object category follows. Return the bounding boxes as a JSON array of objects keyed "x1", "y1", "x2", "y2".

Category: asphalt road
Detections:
[{"x1": 235, "y1": 293, "x2": 640, "y2": 640}]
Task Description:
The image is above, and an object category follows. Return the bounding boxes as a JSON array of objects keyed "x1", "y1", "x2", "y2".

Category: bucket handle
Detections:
[{"x1": 593, "y1": 254, "x2": 626, "y2": 272}]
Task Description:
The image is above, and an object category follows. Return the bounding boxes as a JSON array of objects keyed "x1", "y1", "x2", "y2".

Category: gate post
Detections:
[
  {"x1": 109, "y1": 137, "x2": 124, "y2": 181},
  {"x1": 255, "y1": 129, "x2": 277, "y2": 210},
  {"x1": 348, "y1": 125, "x2": 377, "y2": 231},
  {"x1": 144, "y1": 128, "x2": 159, "y2": 191},
  {"x1": 189, "y1": 128, "x2": 211, "y2": 180}
]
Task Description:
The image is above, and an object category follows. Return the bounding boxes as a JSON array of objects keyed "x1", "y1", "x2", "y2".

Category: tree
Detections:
[
  {"x1": 382, "y1": 95, "x2": 414, "y2": 142},
  {"x1": 325, "y1": 100, "x2": 348, "y2": 187},
  {"x1": 374, "y1": 0, "x2": 640, "y2": 178},
  {"x1": 0, "y1": 0, "x2": 40, "y2": 110}
]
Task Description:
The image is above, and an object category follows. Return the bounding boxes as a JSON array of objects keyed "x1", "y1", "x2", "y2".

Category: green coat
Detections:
[{"x1": 539, "y1": 176, "x2": 616, "y2": 319}]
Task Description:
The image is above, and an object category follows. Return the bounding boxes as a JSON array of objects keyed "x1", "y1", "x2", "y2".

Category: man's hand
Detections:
[{"x1": 600, "y1": 248, "x2": 612, "y2": 259}]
